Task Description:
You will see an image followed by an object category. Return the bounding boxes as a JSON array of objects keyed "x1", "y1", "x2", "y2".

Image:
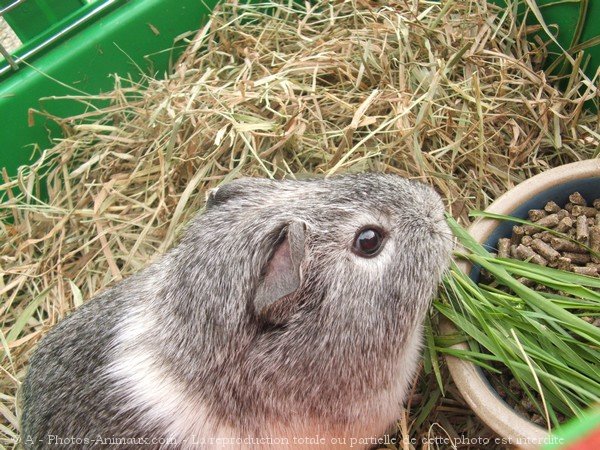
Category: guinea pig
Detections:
[{"x1": 21, "y1": 173, "x2": 452, "y2": 449}]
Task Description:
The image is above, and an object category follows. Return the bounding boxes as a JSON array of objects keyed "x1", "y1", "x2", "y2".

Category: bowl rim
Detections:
[{"x1": 442, "y1": 158, "x2": 600, "y2": 450}]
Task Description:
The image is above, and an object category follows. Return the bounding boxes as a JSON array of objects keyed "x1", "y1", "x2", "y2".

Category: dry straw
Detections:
[{"x1": 1, "y1": 0, "x2": 598, "y2": 446}]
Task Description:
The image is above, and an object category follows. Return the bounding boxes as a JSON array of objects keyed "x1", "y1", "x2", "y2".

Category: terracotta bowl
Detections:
[{"x1": 442, "y1": 159, "x2": 600, "y2": 450}]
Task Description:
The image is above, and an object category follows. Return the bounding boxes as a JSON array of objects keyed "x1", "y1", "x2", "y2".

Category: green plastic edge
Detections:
[
  {"x1": 542, "y1": 407, "x2": 600, "y2": 449},
  {"x1": 0, "y1": 0, "x2": 220, "y2": 179}
]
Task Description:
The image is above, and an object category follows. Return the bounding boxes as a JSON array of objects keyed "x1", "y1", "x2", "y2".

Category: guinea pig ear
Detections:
[{"x1": 255, "y1": 221, "x2": 306, "y2": 324}]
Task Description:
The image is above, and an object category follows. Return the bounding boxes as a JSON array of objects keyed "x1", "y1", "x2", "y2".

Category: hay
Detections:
[{"x1": 1, "y1": 0, "x2": 598, "y2": 446}]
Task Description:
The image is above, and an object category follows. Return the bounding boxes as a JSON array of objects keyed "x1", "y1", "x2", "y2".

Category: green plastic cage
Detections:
[
  {"x1": 0, "y1": 0, "x2": 219, "y2": 180},
  {"x1": 0, "y1": 0, "x2": 598, "y2": 181}
]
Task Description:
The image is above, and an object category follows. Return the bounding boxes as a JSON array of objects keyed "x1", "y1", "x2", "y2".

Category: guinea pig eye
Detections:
[{"x1": 352, "y1": 227, "x2": 384, "y2": 257}]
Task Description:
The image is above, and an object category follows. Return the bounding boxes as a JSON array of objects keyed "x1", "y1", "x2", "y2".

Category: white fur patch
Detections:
[{"x1": 105, "y1": 306, "x2": 237, "y2": 448}]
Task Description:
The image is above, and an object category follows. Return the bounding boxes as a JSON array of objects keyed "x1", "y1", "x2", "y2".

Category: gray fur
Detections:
[{"x1": 21, "y1": 173, "x2": 453, "y2": 449}]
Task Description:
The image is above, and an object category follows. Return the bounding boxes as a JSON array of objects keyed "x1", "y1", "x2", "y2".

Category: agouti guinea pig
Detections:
[{"x1": 21, "y1": 173, "x2": 453, "y2": 449}]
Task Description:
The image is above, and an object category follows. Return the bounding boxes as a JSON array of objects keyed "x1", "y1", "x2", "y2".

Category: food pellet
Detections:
[
  {"x1": 562, "y1": 252, "x2": 591, "y2": 265},
  {"x1": 549, "y1": 237, "x2": 586, "y2": 253},
  {"x1": 511, "y1": 226, "x2": 525, "y2": 245},
  {"x1": 528, "y1": 209, "x2": 547, "y2": 222},
  {"x1": 576, "y1": 215, "x2": 589, "y2": 243},
  {"x1": 590, "y1": 226, "x2": 600, "y2": 263},
  {"x1": 572, "y1": 266, "x2": 598, "y2": 276},
  {"x1": 556, "y1": 216, "x2": 573, "y2": 233},
  {"x1": 544, "y1": 201, "x2": 561, "y2": 213},
  {"x1": 535, "y1": 213, "x2": 560, "y2": 228},
  {"x1": 531, "y1": 239, "x2": 560, "y2": 262},
  {"x1": 572, "y1": 205, "x2": 597, "y2": 218},
  {"x1": 568, "y1": 192, "x2": 586, "y2": 206},
  {"x1": 516, "y1": 244, "x2": 548, "y2": 266},
  {"x1": 497, "y1": 238, "x2": 511, "y2": 258}
]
